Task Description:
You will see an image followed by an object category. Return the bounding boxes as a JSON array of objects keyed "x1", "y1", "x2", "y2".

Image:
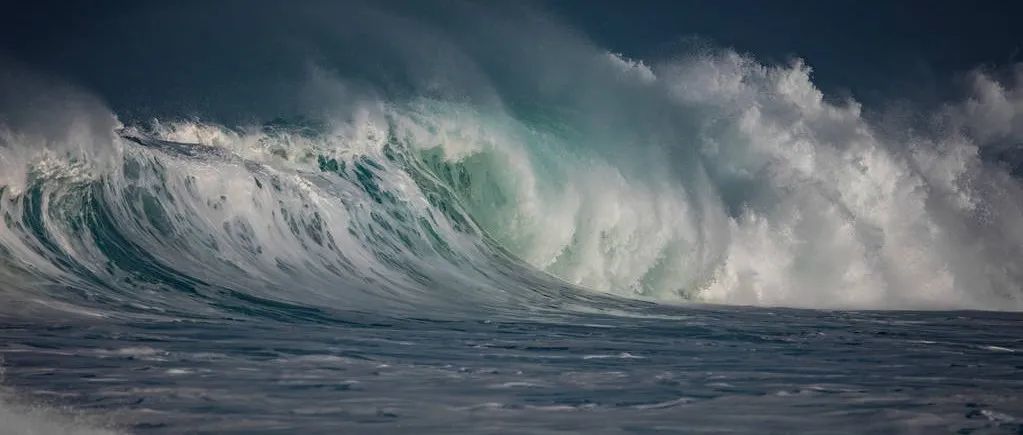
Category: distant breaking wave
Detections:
[{"x1": 3, "y1": 43, "x2": 1023, "y2": 319}]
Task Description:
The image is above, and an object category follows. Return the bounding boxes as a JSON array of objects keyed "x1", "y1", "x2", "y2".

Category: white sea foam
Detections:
[{"x1": 0, "y1": 393, "x2": 121, "y2": 435}]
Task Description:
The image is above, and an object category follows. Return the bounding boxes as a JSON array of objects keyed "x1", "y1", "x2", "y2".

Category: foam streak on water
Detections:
[{"x1": 2, "y1": 308, "x2": 1022, "y2": 433}]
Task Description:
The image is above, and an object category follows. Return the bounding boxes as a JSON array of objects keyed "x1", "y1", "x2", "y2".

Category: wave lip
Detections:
[{"x1": 2, "y1": 37, "x2": 1023, "y2": 314}]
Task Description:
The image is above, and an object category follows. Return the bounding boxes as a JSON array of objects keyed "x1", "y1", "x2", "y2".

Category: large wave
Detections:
[{"x1": 2, "y1": 4, "x2": 1023, "y2": 316}]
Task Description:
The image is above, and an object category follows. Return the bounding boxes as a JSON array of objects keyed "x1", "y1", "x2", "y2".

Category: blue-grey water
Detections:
[{"x1": 2, "y1": 306, "x2": 1022, "y2": 433}]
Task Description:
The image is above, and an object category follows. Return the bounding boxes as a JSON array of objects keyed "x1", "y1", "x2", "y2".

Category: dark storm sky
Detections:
[
  {"x1": 2, "y1": 0, "x2": 1021, "y2": 119},
  {"x1": 544, "y1": 0, "x2": 1023, "y2": 104}
]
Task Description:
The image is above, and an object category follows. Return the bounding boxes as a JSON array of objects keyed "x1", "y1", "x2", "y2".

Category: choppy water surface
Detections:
[{"x1": 3, "y1": 306, "x2": 1022, "y2": 434}]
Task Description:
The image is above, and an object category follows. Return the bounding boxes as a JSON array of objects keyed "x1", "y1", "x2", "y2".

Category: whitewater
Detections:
[{"x1": 2, "y1": 2, "x2": 1023, "y2": 433}]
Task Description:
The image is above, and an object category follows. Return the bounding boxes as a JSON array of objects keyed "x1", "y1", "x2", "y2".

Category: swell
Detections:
[
  {"x1": 0, "y1": 116, "x2": 599, "y2": 321},
  {"x1": 2, "y1": 51, "x2": 1023, "y2": 317}
]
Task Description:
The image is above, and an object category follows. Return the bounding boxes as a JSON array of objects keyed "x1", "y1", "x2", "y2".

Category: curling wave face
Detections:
[{"x1": 2, "y1": 50, "x2": 1023, "y2": 318}]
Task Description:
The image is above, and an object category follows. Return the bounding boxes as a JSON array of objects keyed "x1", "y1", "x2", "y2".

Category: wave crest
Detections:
[{"x1": 2, "y1": 48, "x2": 1023, "y2": 314}]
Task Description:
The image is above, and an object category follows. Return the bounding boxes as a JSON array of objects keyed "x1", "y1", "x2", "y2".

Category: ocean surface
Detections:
[
  {"x1": 3, "y1": 305, "x2": 1023, "y2": 433},
  {"x1": 3, "y1": 2, "x2": 1023, "y2": 433}
]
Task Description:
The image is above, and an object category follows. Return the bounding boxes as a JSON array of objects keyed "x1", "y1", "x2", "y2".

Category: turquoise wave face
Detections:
[
  {"x1": 3, "y1": 68, "x2": 1023, "y2": 318},
  {"x1": 4, "y1": 37, "x2": 1023, "y2": 316},
  {"x1": 0, "y1": 99, "x2": 654, "y2": 323}
]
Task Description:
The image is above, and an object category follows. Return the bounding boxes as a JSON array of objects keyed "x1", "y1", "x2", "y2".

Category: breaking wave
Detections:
[{"x1": 2, "y1": 4, "x2": 1023, "y2": 316}]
